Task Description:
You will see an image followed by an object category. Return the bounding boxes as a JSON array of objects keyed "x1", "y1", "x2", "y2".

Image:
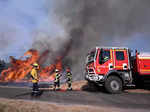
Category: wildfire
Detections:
[
  {"x1": 0, "y1": 49, "x2": 63, "y2": 82},
  {"x1": 39, "y1": 57, "x2": 62, "y2": 82}
]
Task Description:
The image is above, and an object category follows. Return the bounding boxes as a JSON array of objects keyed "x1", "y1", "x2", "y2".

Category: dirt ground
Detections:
[
  {"x1": 0, "y1": 80, "x2": 150, "y2": 112},
  {"x1": 62, "y1": 80, "x2": 150, "y2": 94}
]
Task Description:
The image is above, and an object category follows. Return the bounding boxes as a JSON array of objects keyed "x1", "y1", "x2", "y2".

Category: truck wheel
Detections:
[{"x1": 104, "y1": 76, "x2": 123, "y2": 94}]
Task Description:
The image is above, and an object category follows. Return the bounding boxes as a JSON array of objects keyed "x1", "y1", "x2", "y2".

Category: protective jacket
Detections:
[
  {"x1": 54, "y1": 72, "x2": 61, "y2": 82},
  {"x1": 30, "y1": 68, "x2": 39, "y2": 83},
  {"x1": 67, "y1": 72, "x2": 72, "y2": 83}
]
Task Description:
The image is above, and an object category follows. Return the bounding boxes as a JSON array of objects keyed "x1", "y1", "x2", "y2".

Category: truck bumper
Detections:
[{"x1": 85, "y1": 73, "x2": 105, "y2": 83}]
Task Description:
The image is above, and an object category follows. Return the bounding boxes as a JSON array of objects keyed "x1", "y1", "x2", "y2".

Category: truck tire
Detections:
[{"x1": 104, "y1": 76, "x2": 123, "y2": 94}]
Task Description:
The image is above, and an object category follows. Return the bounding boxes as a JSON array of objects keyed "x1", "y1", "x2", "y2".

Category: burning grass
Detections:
[{"x1": 0, "y1": 49, "x2": 63, "y2": 83}]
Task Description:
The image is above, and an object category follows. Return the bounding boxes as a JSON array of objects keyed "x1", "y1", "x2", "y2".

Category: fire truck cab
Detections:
[{"x1": 85, "y1": 47, "x2": 133, "y2": 93}]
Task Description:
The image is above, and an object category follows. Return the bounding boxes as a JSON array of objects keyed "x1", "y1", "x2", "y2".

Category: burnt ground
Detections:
[{"x1": 0, "y1": 85, "x2": 150, "y2": 111}]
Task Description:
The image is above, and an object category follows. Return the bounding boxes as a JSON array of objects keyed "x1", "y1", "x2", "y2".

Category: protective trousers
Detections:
[
  {"x1": 67, "y1": 72, "x2": 72, "y2": 90},
  {"x1": 54, "y1": 80, "x2": 60, "y2": 89},
  {"x1": 32, "y1": 83, "x2": 39, "y2": 96},
  {"x1": 67, "y1": 78, "x2": 72, "y2": 88},
  {"x1": 54, "y1": 73, "x2": 61, "y2": 90}
]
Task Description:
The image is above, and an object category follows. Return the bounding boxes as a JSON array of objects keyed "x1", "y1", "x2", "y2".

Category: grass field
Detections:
[{"x1": 0, "y1": 98, "x2": 123, "y2": 112}]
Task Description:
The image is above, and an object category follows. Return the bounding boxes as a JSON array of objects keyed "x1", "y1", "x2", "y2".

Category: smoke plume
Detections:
[
  {"x1": 1, "y1": 0, "x2": 150, "y2": 80},
  {"x1": 32, "y1": 0, "x2": 150, "y2": 80}
]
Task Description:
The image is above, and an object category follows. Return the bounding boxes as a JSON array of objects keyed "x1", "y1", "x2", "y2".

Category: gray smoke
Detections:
[
  {"x1": 32, "y1": 0, "x2": 150, "y2": 80},
  {"x1": 1, "y1": 0, "x2": 150, "y2": 80}
]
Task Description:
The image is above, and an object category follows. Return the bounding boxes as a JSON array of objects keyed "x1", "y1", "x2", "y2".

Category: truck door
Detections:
[
  {"x1": 96, "y1": 49, "x2": 113, "y2": 75},
  {"x1": 114, "y1": 50, "x2": 129, "y2": 70}
]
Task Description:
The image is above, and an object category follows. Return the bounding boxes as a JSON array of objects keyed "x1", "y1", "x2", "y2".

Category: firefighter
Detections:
[
  {"x1": 66, "y1": 67, "x2": 72, "y2": 90},
  {"x1": 104, "y1": 56, "x2": 109, "y2": 61},
  {"x1": 53, "y1": 69, "x2": 62, "y2": 90},
  {"x1": 30, "y1": 62, "x2": 40, "y2": 96}
]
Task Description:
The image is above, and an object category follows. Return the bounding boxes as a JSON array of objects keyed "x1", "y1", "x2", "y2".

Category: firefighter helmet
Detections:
[
  {"x1": 33, "y1": 62, "x2": 39, "y2": 67},
  {"x1": 66, "y1": 67, "x2": 70, "y2": 72},
  {"x1": 55, "y1": 69, "x2": 59, "y2": 72}
]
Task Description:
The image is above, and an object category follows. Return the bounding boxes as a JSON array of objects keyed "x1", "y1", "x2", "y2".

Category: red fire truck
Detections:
[{"x1": 85, "y1": 47, "x2": 150, "y2": 93}]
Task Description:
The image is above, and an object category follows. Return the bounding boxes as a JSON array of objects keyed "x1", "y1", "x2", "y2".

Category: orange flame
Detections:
[
  {"x1": 39, "y1": 57, "x2": 63, "y2": 82},
  {"x1": 0, "y1": 49, "x2": 63, "y2": 83},
  {"x1": 0, "y1": 49, "x2": 39, "y2": 82}
]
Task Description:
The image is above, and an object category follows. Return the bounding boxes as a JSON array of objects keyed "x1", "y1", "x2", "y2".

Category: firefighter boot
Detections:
[{"x1": 67, "y1": 83, "x2": 72, "y2": 91}]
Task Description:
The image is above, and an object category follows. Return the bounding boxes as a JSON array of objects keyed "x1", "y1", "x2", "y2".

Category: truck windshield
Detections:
[
  {"x1": 86, "y1": 51, "x2": 96, "y2": 64},
  {"x1": 99, "y1": 49, "x2": 110, "y2": 64}
]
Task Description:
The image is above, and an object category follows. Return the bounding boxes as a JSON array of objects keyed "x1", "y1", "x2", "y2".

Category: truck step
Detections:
[{"x1": 126, "y1": 84, "x2": 136, "y2": 87}]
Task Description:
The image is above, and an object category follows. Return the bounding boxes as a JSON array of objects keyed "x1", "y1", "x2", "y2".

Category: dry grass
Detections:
[
  {"x1": 61, "y1": 80, "x2": 150, "y2": 94},
  {"x1": 61, "y1": 80, "x2": 87, "y2": 90},
  {"x1": 0, "y1": 98, "x2": 148, "y2": 112},
  {"x1": 125, "y1": 89, "x2": 150, "y2": 94},
  {"x1": 0, "y1": 98, "x2": 124, "y2": 112}
]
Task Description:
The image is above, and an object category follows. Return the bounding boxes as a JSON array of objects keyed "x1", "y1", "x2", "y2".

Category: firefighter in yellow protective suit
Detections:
[
  {"x1": 66, "y1": 67, "x2": 72, "y2": 90},
  {"x1": 53, "y1": 69, "x2": 62, "y2": 90},
  {"x1": 30, "y1": 62, "x2": 40, "y2": 96}
]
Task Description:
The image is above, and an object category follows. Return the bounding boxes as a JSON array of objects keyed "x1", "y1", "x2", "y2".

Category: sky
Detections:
[
  {"x1": 0, "y1": 0, "x2": 150, "y2": 62},
  {"x1": 1, "y1": 0, "x2": 150, "y2": 80},
  {"x1": 0, "y1": 0, "x2": 62, "y2": 61}
]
